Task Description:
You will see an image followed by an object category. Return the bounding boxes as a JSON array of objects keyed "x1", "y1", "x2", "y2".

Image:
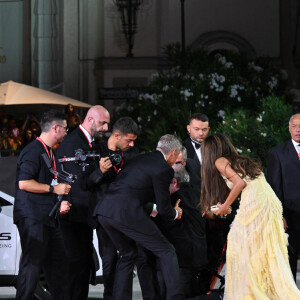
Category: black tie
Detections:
[{"x1": 193, "y1": 141, "x2": 201, "y2": 149}]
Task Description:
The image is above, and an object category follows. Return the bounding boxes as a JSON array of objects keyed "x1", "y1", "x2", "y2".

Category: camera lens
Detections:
[{"x1": 110, "y1": 153, "x2": 122, "y2": 166}]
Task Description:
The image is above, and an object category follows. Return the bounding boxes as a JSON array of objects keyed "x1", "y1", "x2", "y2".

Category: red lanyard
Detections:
[
  {"x1": 79, "y1": 126, "x2": 93, "y2": 148},
  {"x1": 109, "y1": 151, "x2": 123, "y2": 173},
  {"x1": 36, "y1": 137, "x2": 57, "y2": 179}
]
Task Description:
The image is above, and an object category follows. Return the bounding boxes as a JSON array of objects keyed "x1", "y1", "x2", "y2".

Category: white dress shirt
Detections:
[
  {"x1": 191, "y1": 139, "x2": 202, "y2": 163},
  {"x1": 291, "y1": 139, "x2": 300, "y2": 156}
]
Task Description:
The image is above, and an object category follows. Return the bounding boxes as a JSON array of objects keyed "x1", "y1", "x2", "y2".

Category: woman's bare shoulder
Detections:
[
  {"x1": 215, "y1": 157, "x2": 230, "y2": 168},
  {"x1": 215, "y1": 157, "x2": 234, "y2": 178}
]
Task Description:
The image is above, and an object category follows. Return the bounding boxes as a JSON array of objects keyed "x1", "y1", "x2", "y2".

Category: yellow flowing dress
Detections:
[{"x1": 224, "y1": 174, "x2": 300, "y2": 300}]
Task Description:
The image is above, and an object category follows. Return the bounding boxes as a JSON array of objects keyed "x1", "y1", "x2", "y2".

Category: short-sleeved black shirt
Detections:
[{"x1": 13, "y1": 139, "x2": 58, "y2": 227}]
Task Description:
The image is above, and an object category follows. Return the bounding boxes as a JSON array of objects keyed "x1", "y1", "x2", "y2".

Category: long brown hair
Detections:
[{"x1": 200, "y1": 133, "x2": 261, "y2": 211}]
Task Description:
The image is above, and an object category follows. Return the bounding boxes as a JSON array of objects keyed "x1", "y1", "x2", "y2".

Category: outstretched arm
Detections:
[{"x1": 214, "y1": 157, "x2": 245, "y2": 216}]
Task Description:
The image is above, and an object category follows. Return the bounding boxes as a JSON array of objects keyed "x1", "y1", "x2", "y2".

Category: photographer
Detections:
[
  {"x1": 13, "y1": 110, "x2": 71, "y2": 300},
  {"x1": 56, "y1": 105, "x2": 110, "y2": 300},
  {"x1": 84, "y1": 117, "x2": 139, "y2": 299}
]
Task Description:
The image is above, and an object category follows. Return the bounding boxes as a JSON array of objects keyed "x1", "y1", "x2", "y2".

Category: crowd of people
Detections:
[
  {"x1": 0, "y1": 107, "x2": 40, "y2": 156},
  {"x1": 10, "y1": 103, "x2": 300, "y2": 300},
  {"x1": 0, "y1": 104, "x2": 82, "y2": 156}
]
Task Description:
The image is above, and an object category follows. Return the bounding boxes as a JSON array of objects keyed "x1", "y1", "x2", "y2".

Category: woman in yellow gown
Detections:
[{"x1": 200, "y1": 133, "x2": 300, "y2": 300}]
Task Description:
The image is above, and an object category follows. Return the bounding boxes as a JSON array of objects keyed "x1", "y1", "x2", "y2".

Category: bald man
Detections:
[
  {"x1": 57, "y1": 105, "x2": 110, "y2": 299},
  {"x1": 267, "y1": 113, "x2": 300, "y2": 280}
]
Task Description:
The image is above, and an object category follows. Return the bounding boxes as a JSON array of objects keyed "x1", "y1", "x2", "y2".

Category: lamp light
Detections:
[{"x1": 113, "y1": 0, "x2": 142, "y2": 57}]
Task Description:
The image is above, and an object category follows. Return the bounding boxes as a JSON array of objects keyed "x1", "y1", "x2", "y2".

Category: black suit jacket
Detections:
[
  {"x1": 182, "y1": 137, "x2": 201, "y2": 208},
  {"x1": 94, "y1": 151, "x2": 176, "y2": 235},
  {"x1": 56, "y1": 127, "x2": 99, "y2": 223},
  {"x1": 83, "y1": 141, "x2": 139, "y2": 228},
  {"x1": 266, "y1": 140, "x2": 300, "y2": 219},
  {"x1": 157, "y1": 190, "x2": 207, "y2": 269}
]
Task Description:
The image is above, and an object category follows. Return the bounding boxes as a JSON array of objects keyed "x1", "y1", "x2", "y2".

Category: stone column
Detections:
[{"x1": 32, "y1": 0, "x2": 58, "y2": 89}]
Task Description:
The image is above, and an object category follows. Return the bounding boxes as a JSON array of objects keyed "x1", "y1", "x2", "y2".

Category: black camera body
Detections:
[{"x1": 109, "y1": 153, "x2": 122, "y2": 166}]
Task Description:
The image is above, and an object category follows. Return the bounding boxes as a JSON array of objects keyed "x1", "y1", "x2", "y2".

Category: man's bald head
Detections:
[
  {"x1": 82, "y1": 105, "x2": 110, "y2": 138},
  {"x1": 84, "y1": 105, "x2": 108, "y2": 120}
]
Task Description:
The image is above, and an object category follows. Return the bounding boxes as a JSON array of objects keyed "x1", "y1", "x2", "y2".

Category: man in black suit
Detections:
[
  {"x1": 182, "y1": 113, "x2": 210, "y2": 208},
  {"x1": 135, "y1": 146, "x2": 189, "y2": 300},
  {"x1": 95, "y1": 134, "x2": 184, "y2": 300},
  {"x1": 56, "y1": 105, "x2": 110, "y2": 299},
  {"x1": 14, "y1": 110, "x2": 71, "y2": 299},
  {"x1": 266, "y1": 113, "x2": 300, "y2": 280},
  {"x1": 83, "y1": 117, "x2": 139, "y2": 299},
  {"x1": 183, "y1": 114, "x2": 227, "y2": 291}
]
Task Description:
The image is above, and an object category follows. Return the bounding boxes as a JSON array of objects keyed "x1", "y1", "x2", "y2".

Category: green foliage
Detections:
[
  {"x1": 115, "y1": 43, "x2": 292, "y2": 162},
  {"x1": 216, "y1": 96, "x2": 293, "y2": 168}
]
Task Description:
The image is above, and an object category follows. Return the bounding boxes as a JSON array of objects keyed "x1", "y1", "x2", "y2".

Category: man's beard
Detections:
[
  {"x1": 91, "y1": 126, "x2": 104, "y2": 141},
  {"x1": 93, "y1": 130, "x2": 104, "y2": 139}
]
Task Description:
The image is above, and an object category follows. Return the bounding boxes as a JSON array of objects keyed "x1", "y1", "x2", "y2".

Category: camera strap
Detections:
[{"x1": 37, "y1": 137, "x2": 57, "y2": 179}]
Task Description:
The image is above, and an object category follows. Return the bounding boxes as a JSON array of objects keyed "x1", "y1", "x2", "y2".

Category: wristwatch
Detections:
[{"x1": 49, "y1": 185, "x2": 54, "y2": 193}]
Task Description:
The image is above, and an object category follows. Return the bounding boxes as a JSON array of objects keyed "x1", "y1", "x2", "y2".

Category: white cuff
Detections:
[
  {"x1": 174, "y1": 209, "x2": 178, "y2": 220},
  {"x1": 150, "y1": 204, "x2": 158, "y2": 217}
]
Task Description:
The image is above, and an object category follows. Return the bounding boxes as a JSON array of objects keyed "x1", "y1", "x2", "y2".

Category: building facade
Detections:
[{"x1": 0, "y1": 0, "x2": 299, "y2": 111}]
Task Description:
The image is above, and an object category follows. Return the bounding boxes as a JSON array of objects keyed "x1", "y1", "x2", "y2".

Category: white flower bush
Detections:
[
  {"x1": 114, "y1": 44, "x2": 292, "y2": 155},
  {"x1": 248, "y1": 61, "x2": 263, "y2": 73}
]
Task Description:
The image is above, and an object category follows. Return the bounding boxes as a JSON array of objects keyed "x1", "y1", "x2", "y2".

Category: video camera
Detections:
[
  {"x1": 41, "y1": 153, "x2": 77, "y2": 218},
  {"x1": 59, "y1": 148, "x2": 100, "y2": 163},
  {"x1": 58, "y1": 148, "x2": 100, "y2": 172},
  {"x1": 43, "y1": 148, "x2": 123, "y2": 218},
  {"x1": 58, "y1": 148, "x2": 122, "y2": 171}
]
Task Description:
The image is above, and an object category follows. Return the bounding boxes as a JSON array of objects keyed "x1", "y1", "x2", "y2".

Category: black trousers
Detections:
[
  {"x1": 157, "y1": 266, "x2": 199, "y2": 298},
  {"x1": 97, "y1": 225, "x2": 118, "y2": 300},
  {"x1": 98, "y1": 215, "x2": 185, "y2": 300},
  {"x1": 285, "y1": 211, "x2": 300, "y2": 281},
  {"x1": 288, "y1": 228, "x2": 300, "y2": 280},
  {"x1": 60, "y1": 219, "x2": 93, "y2": 300},
  {"x1": 136, "y1": 245, "x2": 161, "y2": 300},
  {"x1": 16, "y1": 218, "x2": 68, "y2": 300}
]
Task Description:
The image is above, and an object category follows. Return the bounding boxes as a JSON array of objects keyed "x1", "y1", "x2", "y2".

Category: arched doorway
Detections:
[{"x1": 191, "y1": 30, "x2": 256, "y2": 58}]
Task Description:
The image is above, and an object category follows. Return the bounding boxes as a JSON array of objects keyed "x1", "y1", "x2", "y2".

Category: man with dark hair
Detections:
[
  {"x1": 57, "y1": 105, "x2": 110, "y2": 300},
  {"x1": 84, "y1": 116, "x2": 139, "y2": 299},
  {"x1": 95, "y1": 134, "x2": 184, "y2": 300},
  {"x1": 111, "y1": 116, "x2": 140, "y2": 137},
  {"x1": 14, "y1": 110, "x2": 71, "y2": 299},
  {"x1": 183, "y1": 113, "x2": 210, "y2": 208},
  {"x1": 182, "y1": 114, "x2": 226, "y2": 297}
]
